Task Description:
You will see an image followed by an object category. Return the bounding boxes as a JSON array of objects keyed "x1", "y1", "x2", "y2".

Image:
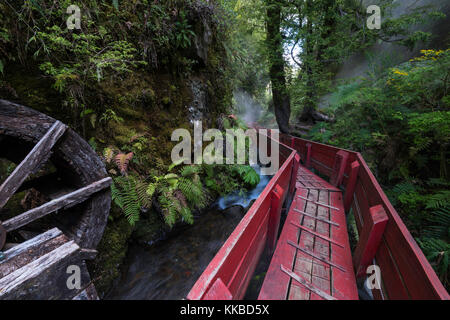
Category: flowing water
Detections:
[{"x1": 107, "y1": 169, "x2": 272, "y2": 300}]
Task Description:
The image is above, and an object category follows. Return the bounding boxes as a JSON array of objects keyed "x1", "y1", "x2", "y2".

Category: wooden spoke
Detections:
[
  {"x1": 0, "y1": 121, "x2": 67, "y2": 209},
  {"x1": 2, "y1": 177, "x2": 112, "y2": 233}
]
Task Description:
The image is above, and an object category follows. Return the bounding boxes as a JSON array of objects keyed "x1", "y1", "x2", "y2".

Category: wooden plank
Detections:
[
  {"x1": 0, "y1": 241, "x2": 89, "y2": 299},
  {"x1": 353, "y1": 205, "x2": 389, "y2": 278},
  {"x1": 280, "y1": 265, "x2": 336, "y2": 300},
  {"x1": 259, "y1": 189, "x2": 308, "y2": 300},
  {"x1": 293, "y1": 208, "x2": 339, "y2": 227},
  {"x1": 287, "y1": 240, "x2": 346, "y2": 272},
  {"x1": 0, "y1": 121, "x2": 67, "y2": 209},
  {"x1": 305, "y1": 143, "x2": 312, "y2": 168},
  {"x1": 356, "y1": 154, "x2": 449, "y2": 299},
  {"x1": 289, "y1": 188, "x2": 316, "y2": 300},
  {"x1": 298, "y1": 196, "x2": 340, "y2": 211},
  {"x1": 343, "y1": 161, "x2": 360, "y2": 212},
  {"x1": 374, "y1": 240, "x2": 410, "y2": 299},
  {"x1": 267, "y1": 184, "x2": 284, "y2": 254},
  {"x1": 3, "y1": 177, "x2": 112, "y2": 232},
  {"x1": 0, "y1": 228, "x2": 68, "y2": 278},
  {"x1": 290, "y1": 222, "x2": 344, "y2": 248},
  {"x1": 329, "y1": 191, "x2": 359, "y2": 300},
  {"x1": 309, "y1": 189, "x2": 331, "y2": 300},
  {"x1": 330, "y1": 150, "x2": 349, "y2": 187}
]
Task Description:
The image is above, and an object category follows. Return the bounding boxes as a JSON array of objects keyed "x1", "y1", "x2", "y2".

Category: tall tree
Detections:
[{"x1": 265, "y1": 0, "x2": 291, "y2": 133}]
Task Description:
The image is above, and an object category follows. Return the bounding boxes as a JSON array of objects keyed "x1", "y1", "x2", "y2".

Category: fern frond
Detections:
[
  {"x1": 115, "y1": 152, "x2": 134, "y2": 175},
  {"x1": 112, "y1": 176, "x2": 140, "y2": 226},
  {"x1": 180, "y1": 165, "x2": 201, "y2": 177},
  {"x1": 178, "y1": 177, "x2": 207, "y2": 209},
  {"x1": 425, "y1": 191, "x2": 450, "y2": 209}
]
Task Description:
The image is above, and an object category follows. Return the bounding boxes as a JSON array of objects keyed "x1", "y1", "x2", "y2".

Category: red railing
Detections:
[
  {"x1": 188, "y1": 131, "x2": 449, "y2": 300},
  {"x1": 187, "y1": 132, "x2": 299, "y2": 300},
  {"x1": 281, "y1": 133, "x2": 449, "y2": 300}
]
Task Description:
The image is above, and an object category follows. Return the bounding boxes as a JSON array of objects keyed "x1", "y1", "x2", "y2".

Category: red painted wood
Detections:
[
  {"x1": 353, "y1": 205, "x2": 389, "y2": 278},
  {"x1": 330, "y1": 150, "x2": 349, "y2": 187},
  {"x1": 187, "y1": 141, "x2": 297, "y2": 300},
  {"x1": 289, "y1": 154, "x2": 301, "y2": 196},
  {"x1": 259, "y1": 189, "x2": 308, "y2": 300},
  {"x1": 268, "y1": 184, "x2": 284, "y2": 254},
  {"x1": 374, "y1": 240, "x2": 410, "y2": 299},
  {"x1": 190, "y1": 132, "x2": 449, "y2": 301},
  {"x1": 329, "y1": 191, "x2": 359, "y2": 300},
  {"x1": 203, "y1": 278, "x2": 233, "y2": 300},
  {"x1": 285, "y1": 135, "x2": 449, "y2": 300},
  {"x1": 344, "y1": 161, "x2": 360, "y2": 212},
  {"x1": 305, "y1": 143, "x2": 312, "y2": 168},
  {"x1": 356, "y1": 154, "x2": 449, "y2": 300}
]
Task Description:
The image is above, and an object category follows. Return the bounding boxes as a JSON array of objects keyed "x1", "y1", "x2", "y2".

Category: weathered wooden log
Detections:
[
  {"x1": 3, "y1": 177, "x2": 112, "y2": 232},
  {"x1": 0, "y1": 240, "x2": 92, "y2": 300},
  {"x1": 0, "y1": 121, "x2": 67, "y2": 209},
  {"x1": 0, "y1": 99, "x2": 111, "y2": 249},
  {"x1": 0, "y1": 228, "x2": 66, "y2": 278}
]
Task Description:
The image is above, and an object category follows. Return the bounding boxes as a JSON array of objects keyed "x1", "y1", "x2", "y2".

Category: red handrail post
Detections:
[
  {"x1": 305, "y1": 143, "x2": 312, "y2": 169},
  {"x1": 344, "y1": 161, "x2": 360, "y2": 212},
  {"x1": 268, "y1": 184, "x2": 283, "y2": 254},
  {"x1": 330, "y1": 150, "x2": 349, "y2": 187},
  {"x1": 289, "y1": 153, "x2": 300, "y2": 196},
  {"x1": 353, "y1": 205, "x2": 389, "y2": 278}
]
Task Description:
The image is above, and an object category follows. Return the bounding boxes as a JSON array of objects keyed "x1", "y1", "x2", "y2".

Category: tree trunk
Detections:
[
  {"x1": 299, "y1": 0, "x2": 335, "y2": 124},
  {"x1": 266, "y1": 0, "x2": 291, "y2": 134}
]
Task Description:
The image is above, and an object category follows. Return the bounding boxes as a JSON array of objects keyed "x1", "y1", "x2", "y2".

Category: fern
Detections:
[
  {"x1": 111, "y1": 176, "x2": 140, "y2": 226},
  {"x1": 425, "y1": 191, "x2": 450, "y2": 209},
  {"x1": 178, "y1": 177, "x2": 207, "y2": 209},
  {"x1": 115, "y1": 152, "x2": 134, "y2": 175},
  {"x1": 417, "y1": 237, "x2": 449, "y2": 287},
  {"x1": 423, "y1": 207, "x2": 450, "y2": 239},
  {"x1": 232, "y1": 165, "x2": 260, "y2": 187}
]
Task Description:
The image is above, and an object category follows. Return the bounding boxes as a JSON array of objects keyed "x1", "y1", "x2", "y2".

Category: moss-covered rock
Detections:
[{"x1": 88, "y1": 206, "x2": 133, "y2": 297}]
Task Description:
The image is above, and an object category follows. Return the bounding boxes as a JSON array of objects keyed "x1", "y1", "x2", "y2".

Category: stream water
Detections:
[{"x1": 107, "y1": 170, "x2": 272, "y2": 300}]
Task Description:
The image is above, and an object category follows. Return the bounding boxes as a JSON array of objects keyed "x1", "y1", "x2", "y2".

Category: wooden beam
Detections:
[
  {"x1": 280, "y1": 265, "x2": 336, "y2": 300},
  {"x1": 293, "y1": 208, "x2": 339, "y2": 227},
  {"x1": 268, "y1": 184, "x2": 283, "y2": 254},
  {"x1": 0, "y1": 241, "x2": 89, "y2": 299},
  {"x1": 305, "y1": 143, "x2": 312, "y2": 168},
  {"x1": 0, "y1": 121, "x2": 67, "y2": 209},
  {"x1": 0, "y1": 228, "x2": 68, "y2": 278},
  {"x1": 298, "y1": 195, "x2": 340, "y2": 211},
  {"x1": 287, "y1": 240, "x2": 346, "y2": 272},
  {"x1": 353, "y1": 205, "x2": 389, "y2": 278},
  {"x1": 289, "y1": 221, "x2": 344, "y2": 248},
  {"x1": 344, "y1": 161, "x2": 360, "y2": 212},
  {"x1": 3, "y1": 177, "x2": 112, "y2": 232},
  {"x1": 330, "y1": 150, "x2": 349, "y2": 187}
]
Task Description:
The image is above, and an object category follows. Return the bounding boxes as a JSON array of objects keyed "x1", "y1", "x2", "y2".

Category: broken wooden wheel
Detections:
[{"x1": 0, "y1": 99, "x2": 111, "y2": 251}]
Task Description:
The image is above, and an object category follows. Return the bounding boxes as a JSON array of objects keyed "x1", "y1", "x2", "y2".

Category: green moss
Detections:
[{"x1": 88, "y1": 206, "x2": 133, "y2": 296}]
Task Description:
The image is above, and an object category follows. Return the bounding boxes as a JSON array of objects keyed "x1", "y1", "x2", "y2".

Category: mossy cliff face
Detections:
[{"x1": 0, "y1": 1, "x2": 233, "y2": 296}]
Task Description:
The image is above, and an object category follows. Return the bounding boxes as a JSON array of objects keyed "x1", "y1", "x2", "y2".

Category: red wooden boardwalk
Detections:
[
  {"x1": 188, "y1": 131, "x2": 449, "y2": 300},
  {"x1": 259, "y1": 166, "x2": 357, "y2": 300}
]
